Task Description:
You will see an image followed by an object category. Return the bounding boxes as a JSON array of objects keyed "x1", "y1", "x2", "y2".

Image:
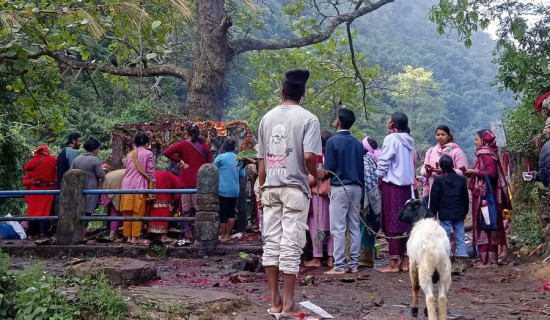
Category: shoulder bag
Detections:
[{"x1": 480, "y1": 171, "x2": 499, "y2": 231}]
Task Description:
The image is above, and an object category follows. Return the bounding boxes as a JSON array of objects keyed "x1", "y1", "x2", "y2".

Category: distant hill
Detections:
[{"x1": 353, "y1": 0, "x2": 515, "y2": 159}]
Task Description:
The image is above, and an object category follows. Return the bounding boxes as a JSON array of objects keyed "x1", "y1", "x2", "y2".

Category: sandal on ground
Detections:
[{"x1": 267, "y1": 309, "x2": 281, "y2": 318}]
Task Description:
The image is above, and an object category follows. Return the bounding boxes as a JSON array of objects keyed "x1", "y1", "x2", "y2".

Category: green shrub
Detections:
[
  {"x1": 70, "y1": 273, "x2": 126, "y2": 320},
  {"x1": 510, "y1": 209, "x2": 542, "y2": 250},
  {"x1": 0, "y1": 250, "x2": 126, "y2": 320}
]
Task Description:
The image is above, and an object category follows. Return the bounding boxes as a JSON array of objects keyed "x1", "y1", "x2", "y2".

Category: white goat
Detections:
[{"x1": 407, "y1": 218, "x2": 452, "y2": 320}]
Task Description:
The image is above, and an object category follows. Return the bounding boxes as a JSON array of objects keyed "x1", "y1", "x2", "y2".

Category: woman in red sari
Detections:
[
  {"x1": 464, "y1": 130, "x2": 510, "y2": 268},
  {"x1": 163, "y1": 122, "x2": 212, "y2": 240},
  {"x1": 24, "y1": 145, "x2": 57, "y2": 237},
  {"x1": 148, "y1": 170, "x2": 182, "y2": 242}
]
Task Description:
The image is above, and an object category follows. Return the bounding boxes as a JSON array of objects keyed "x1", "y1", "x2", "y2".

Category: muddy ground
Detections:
[{"x1": 9, "y1": 245, "x2": 550, "y2": 320}]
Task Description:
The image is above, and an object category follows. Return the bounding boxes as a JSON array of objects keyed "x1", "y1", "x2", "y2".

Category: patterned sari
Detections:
[{"x1": 469, "y1": 130, "x2": 510, "y2": 264}]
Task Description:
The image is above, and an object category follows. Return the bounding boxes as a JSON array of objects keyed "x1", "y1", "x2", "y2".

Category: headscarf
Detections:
[
  {"x1": 33, "y1": 145, "x2": 50, "y2": 156},
  {"x1": 362, "y1": 136, "x2": 381, "y2": 161},
  {"x1": 470, "y1": 130, "x2": 511, "y2": 209}
]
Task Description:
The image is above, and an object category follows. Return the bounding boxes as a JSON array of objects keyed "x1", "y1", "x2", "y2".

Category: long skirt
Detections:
[
  {"x1": 148, "y1": 199, "x2": 170, "y2": 234},
  {"x1": 27, "y1": 185, "x2": 55, "y2": 236},
  {"x1": 307, "y1": 194, "x2": 333, "y2": 258},
  {"x1": 381, "y1": 182, "x2": 412, "y2": 258},
  {"x1": 181, "y1": 194, "x2": 196, "y2": 239},
  {"x1": 471, "y1": 194, "x2": 506, "y2": 264},
  {"x1": 120, "y1": 194, "x2": 147, "y2": 237}
]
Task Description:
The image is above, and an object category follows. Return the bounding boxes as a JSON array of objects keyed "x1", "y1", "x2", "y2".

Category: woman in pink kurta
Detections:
[
  {"x1": 120, "y1": 133, "x2": 156, "y2": 244},
  {"x1": 421, "y1": 125, "x2": 468, "y2": 206}
]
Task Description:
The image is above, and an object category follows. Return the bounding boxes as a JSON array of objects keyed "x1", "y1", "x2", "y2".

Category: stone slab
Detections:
[
  {"x1": 125, "y1": 286, "x2": 247, "y2": 318},
  {"x1": 0, "y1": 243, "x2": 263, "y2": 259},
  {"x1": 66, "y1": 257, "x2": 158, "y2": 286}
]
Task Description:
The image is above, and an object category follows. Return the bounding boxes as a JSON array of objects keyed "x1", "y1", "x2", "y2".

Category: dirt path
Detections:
[{"x1": 10, "y1": 253, "x2": 550, "y2": 319}]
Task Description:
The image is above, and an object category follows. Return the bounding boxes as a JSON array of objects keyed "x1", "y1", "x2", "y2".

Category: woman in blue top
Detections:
[{"x1": 214, "y1": 139, "x2": 246, "y2": 242}]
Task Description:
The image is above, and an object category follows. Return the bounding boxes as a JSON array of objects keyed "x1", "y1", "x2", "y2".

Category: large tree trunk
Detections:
[{"x1": 184, "y1": 0, "x2": 230, "y2": 121}]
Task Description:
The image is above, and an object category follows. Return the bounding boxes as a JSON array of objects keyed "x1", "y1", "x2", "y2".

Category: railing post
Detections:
[
  {"x1": 194, "y1": 164, "x2": 219, "y2": 255},
  {"x1": 56, "y1": 169, "x2": 87, "y2": 245}
]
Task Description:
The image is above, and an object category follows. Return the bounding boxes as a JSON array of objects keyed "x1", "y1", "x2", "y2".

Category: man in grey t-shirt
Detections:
[{"x1": 258, "y1": 69, "x2": 324, "y2": 318}]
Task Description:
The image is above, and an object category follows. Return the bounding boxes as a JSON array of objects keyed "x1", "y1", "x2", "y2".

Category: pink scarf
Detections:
[{"x1": 362, "y1": 136, "x2": 381, "y2": 161}]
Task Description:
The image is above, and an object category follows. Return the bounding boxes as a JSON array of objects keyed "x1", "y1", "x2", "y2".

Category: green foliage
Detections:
[
  {"x1": 228, "y1": 33, "x2": 383, "y2": 133},
  {"x1": 0, "y1": 251, "x2": 126, "y2": 320},
  {"x1": 509, "y1": 174, "x2": 544, "y2": 250},
  {"x1": 354, "y1": 0, "x2": 515, "y2": 160},
  {"x1": 431, "y1": 0, "x2": 550, "y2": 154},
  {"x1": 69, "y1": 274, "x2": 126, "y2": 320},
  {"x1": 504, "y1": 99, "x2": 545, "y2": 154},
  {"x1": 387, "y1": 66, "x2": 447, "y2": 153},
  {"x1": 510, "y1": 209, "x2": 542, "y2": 250}
]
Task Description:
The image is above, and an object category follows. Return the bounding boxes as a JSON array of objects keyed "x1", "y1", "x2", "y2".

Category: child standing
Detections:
[
  {"x1": 324, "y1": 109, "x2": 365, "y2": 275},
  {"x1": 214, "y1": 139, "x2": 246, "y2": 242},
  {"x1": 429, "y1": 155, "x2": 470, "y2": 273}
]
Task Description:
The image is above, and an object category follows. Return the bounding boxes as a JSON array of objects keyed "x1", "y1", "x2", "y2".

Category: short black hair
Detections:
[
  {"x1": 66, "y1": 132, "x2": 81, "y2": 145},
  {"x1": 337, "y1": 108, "x2": 355, "y2": 130},
  {"x1": 134, "y1": 133, "x2": 150, "y2": 147},
  {"x1": 321, "y1": 130, "x2": 333, "y2": 149},
  {"x1": 83, "y1": 138, "x2": 100, "y2": 152},
  {"x1": 391, "y1": 112, "x2": 409, "y2": 132},
  {"x1": 222, "y1": 139, "x2": 236, "y2": 152}
]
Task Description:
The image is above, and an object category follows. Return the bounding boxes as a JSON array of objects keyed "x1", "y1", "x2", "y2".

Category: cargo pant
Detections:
[{"x1": 261, "y1": 187, "x2": 309, "y2": 275}]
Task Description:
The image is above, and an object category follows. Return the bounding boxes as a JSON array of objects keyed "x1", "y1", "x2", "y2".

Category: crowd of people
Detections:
[
  {"x1": 257, "y1": 69, "x2": 513, "y2": 318},
  {"x1": 17, "y1": 66, "x2": 518, "y2": 318},
  {"x1": 21, "y1": 124, "x2": 248, "y2": 245}
]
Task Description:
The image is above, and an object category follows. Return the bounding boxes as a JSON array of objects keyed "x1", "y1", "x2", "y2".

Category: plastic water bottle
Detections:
[{"x1": 481, "y1": 200, "x2": 490, "y2": 225}]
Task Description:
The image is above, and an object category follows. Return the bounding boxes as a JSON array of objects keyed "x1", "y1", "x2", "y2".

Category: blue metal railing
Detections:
[
  {"x1": 0, "y1": 188, "x2": 198, "y2": 222},
  {"x1": 82, "y1": 189, "x2": 197, "y2": 195}
]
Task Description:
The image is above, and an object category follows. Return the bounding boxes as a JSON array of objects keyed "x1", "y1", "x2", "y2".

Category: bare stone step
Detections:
[
  {"x1": 65, "y1": 257, "x2": 158, "y2": 286},
  {"x1": 125, "y1": 286, "x2": 249, "y2": 319}
]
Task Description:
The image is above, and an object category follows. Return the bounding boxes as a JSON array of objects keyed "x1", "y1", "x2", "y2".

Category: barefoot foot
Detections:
[
  {"x1": 377, "y1": 265, "x2": 400, "y2": 273},
  {"x1": 303, "y1": 258, "x2": 321, "y2": 268},
  {"x1": 323, "y1": 268, "x2": 346, "y2": 275}
]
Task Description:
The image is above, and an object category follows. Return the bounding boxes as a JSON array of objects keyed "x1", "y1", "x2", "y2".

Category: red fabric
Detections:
[
  {"x1": 469, "y1": 146, "x2": 507, "y2": 248},
  {"x1": 24, "y1": 154, "x2": 57, "y2": 216},
  {"x1": 535, "y1": 91, "x2": 550, "y2": 112},
  {"x1": 163, "y1": 140, "x2": 212, "y2": 188},
  {"x1": 148, "y1": 171, "x2": 182, "y2": 233}
]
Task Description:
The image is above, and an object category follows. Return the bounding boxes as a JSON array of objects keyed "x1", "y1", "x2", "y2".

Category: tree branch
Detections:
[
  {"x1": 231, "y1": 0, "x2": 395, "y2": 54},
  {"x1": 20, "y1": 74, "x2": 48, "y2": 124},
  {"x1": 2, "y1": 50, "x2": 189, "y2": 81}
]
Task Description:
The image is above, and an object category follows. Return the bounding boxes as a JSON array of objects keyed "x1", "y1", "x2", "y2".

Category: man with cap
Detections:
[{"x1": 257, "y1": 69, "x2": 325, "y2": 318}]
